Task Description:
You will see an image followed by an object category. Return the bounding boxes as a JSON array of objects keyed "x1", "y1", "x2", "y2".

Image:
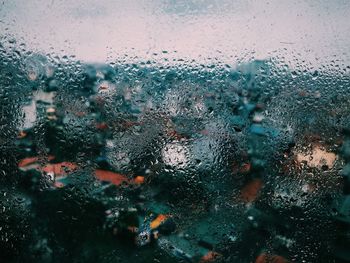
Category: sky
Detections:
[{"x1": 0, "y1": 0, "x2": 349, "y2": 67}]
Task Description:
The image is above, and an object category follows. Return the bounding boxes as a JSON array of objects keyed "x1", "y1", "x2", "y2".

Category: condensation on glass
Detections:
[{"x1": 0, "y1": 1, "x2": 350, "y2": 262}]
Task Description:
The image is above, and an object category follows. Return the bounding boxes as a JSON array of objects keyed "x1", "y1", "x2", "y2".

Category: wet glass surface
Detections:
[{"x1": 1, "y1": 1, "x2": 350, "y2": 262}]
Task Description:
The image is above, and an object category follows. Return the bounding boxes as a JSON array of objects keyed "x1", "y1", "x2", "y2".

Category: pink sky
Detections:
[{"x1": 1, "y1": 0, "x2": 349, "y2": 68}]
